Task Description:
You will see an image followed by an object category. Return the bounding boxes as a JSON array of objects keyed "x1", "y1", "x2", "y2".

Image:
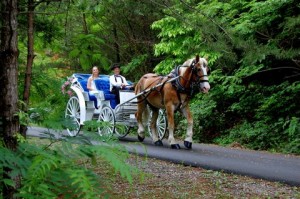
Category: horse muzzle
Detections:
[{"x1": 200, "y1": 82, "x2": 210, "y2": 93}]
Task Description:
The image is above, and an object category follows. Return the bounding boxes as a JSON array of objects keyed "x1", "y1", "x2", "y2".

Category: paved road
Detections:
[{"x1": 27, "y1": 126, "x2": 300, "y2": 186}]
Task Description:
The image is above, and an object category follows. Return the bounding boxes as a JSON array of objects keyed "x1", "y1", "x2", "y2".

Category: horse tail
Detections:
[
  {"x1": 134, "y1": 82, "x2": 140, "y2": 95},
  {"x1": 134, "y1": 77, "x2": 142, "y2": 95}
]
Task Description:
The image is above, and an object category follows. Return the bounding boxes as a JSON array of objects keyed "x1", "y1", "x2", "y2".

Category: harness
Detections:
[
  {"x1": 137, "y1": 75, "x2": 168, "y2": 105},
  {"x1": 169, "y1": 60, "x2": 208, "y2": 110},
  {"x1": 137, "y1": 60, "x2": 209, "y2": 111},
  {"x1": 169, "y1": 66, "x2": 186, "y2": 93},
  {"x1": 170, "y1": 66, "x2": 201, "y2": 97}
]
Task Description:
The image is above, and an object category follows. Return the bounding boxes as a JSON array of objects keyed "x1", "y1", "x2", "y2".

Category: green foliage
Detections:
[
  {"x1": 69, "y1": 33, "x2": 108, "y2": 70},
  {"x1": 15, "y1": 0, "x2": 300, "y2": 162},
  {"x1": 150, "y1": 0, "x2": 300, "y2": 154},
  {"x1": 0, "y1": 132, "x2": 139, "y2": 198}
]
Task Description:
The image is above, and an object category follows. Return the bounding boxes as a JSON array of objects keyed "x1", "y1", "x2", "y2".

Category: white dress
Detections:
[{"x1": 89, "y1": 77, "x2": 99, "y2": 95}]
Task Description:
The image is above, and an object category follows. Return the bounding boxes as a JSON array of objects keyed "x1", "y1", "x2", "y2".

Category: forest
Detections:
[{"x1": 1, "y1": 0, "x2": 299, "y2": 198}]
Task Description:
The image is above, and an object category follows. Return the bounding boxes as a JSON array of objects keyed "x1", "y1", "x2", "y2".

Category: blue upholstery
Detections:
[
  {"x1": 78, "y1": 79, "x2": 89, "y2": 92},
  {"x1": 94, "y1": 77, "x2": 117, "y2": 108},
  {"x1": 76, "y1": 74, "x2": 117, "y2": 109}
]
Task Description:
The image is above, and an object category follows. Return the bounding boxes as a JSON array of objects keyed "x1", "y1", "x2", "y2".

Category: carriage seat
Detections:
[{"x1": 77, "y1": 76, "x2": 117, "y2": 109}]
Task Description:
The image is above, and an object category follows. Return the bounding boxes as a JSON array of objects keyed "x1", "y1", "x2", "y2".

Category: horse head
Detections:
[{"x1": 190, "y1": 55, "x2": 210, "y2": 93}]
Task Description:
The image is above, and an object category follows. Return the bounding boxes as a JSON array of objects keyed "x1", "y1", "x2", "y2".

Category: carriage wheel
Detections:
[
  {"x1": 148, "y1": 109, "x2": 168, "y2": 140},
  {"x1": 114, "y1": 123, "x2": 130, "y2": 138},
  {"x1": 65, "y1": 96, "x2": 81, "y2": 136},
  {"x1": 97, "y1": 106, "x2": 115, "y2": 137}
]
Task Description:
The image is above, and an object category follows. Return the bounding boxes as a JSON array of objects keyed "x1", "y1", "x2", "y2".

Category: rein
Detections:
[
  {"x1": 136, "y1": 75, "x2": 179, "y2": 104},
  {"x1": 171, "y1": 60, "x2": 209, "y2": 100},
  {"x1": 135, "y1": 59, "x2": 209, "y2": 108}
]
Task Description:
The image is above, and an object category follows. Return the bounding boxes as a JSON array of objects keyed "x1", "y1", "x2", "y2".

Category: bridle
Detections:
[
  {"x1": 190, "y1": 59, "x2": 209, "y2": 84},
  {"x1": 171, "y1": 59, "x2": 209, "y2": 96}
]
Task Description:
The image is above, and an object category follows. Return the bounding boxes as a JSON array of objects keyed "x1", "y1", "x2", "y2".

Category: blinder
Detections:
[
  {"x1": 190, "y1": 59, "x2": 209, "y2": 83},
  {"x1": 170, "y1": 58, "x2": 210, "y2": 96}
]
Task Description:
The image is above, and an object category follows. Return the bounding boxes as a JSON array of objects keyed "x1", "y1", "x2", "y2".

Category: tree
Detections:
[
  {"x1": 0, "y1": 0, "x2": 21, "y2": 197},
  {"x1": 20, "y1": 0, "x2": 62, "y2": 137},
  {"x1": 150, "y1": 0, "x2": 300, "y2": 152}
]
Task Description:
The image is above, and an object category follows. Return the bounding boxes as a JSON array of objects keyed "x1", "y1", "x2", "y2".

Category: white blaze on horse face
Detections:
[
  {"x1": 200, "y1": 66, "x2": 210, "y2": 93},
  {"x1": 199, "y1": 59, "x2": 210, "y2": 93}
]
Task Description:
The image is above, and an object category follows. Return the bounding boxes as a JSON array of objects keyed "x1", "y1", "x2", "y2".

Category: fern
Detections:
[{"x1": 1, "y1": 131, "x2": 140, "y2": 198}]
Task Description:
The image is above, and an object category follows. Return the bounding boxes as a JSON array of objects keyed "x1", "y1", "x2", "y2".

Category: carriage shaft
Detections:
[{"x1": 118, "y1": 76, "x2": 180, "y2": 106}]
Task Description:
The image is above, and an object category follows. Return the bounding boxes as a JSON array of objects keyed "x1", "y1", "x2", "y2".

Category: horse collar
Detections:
[
  {"x1": 170, "y1": 64, "x2": 202, "y2": 97},
  {"x1": 171, "y1": 66, "x2": 189, "y2": 94}
]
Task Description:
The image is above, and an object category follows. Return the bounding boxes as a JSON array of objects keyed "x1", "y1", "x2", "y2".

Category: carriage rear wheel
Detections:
[
  {"x1": 113, "y1": 105, "x2": 131, "y2": 138},
  {"x1": 65, "y1": 96, "x2": 81, "y2": 136},
  {"x1": 148, "y1": 109, "x2": 168, "y2": 140},
  {"x1": 97, "y1": 106, "x2": 115, "y2": 137},
  {"x1": 114, "y1": 123, "x2": 130, "y2": 138}
]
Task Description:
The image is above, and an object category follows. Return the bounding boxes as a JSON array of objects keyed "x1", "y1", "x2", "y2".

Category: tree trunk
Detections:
[
  {"x1": 0, "y1": 0, "x2": 21, "y2": 198},
  {"x1": 20, "y1": 0, "x2": 35, "y2": 138},
  {"x1": 82, "y1": 12, "x2": 89, "y2": 34},
  {"x1": 113, "y1": 25, "x2": 120, "y2": 62}
]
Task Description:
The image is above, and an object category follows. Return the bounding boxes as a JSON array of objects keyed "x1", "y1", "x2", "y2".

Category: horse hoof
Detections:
[
  {"x1": 171, "y1": 144, "x2": 181, "y2": 149},
  {"x1": 154, "y1": 140, "x2": 163, "y2": 146},
  {"x1": 184, "y1": 141, "x2": 192, "y2": 149},
  {"x1": 138, "y1": 135, "x2": 145, "y2": 142}
]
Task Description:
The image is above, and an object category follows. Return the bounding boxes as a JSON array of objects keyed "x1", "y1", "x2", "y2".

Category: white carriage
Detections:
[{"x1": 64, "y1": 73, "x2": 167, "y2": 139}]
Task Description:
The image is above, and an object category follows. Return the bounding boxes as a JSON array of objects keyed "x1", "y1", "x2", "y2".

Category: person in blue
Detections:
[{"x1": 109, "y1": 63, "x2": 129, "y2": 104}]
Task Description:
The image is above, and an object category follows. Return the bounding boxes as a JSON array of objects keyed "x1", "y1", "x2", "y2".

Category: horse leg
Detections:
[
  {"x1": 135, "y1": 101, "x2": 147, "y2": 142},
  {"x1": 150, "y1": 108, "x2": 163, "y2": 146},
  {"x1": 181, "y1": 106, "x2": 193, "y2": 149},
  {"x1": 166, "y1": 104, "x2": 180, "y2": 149}
]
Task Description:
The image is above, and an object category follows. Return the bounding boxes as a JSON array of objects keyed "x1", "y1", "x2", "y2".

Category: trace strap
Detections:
[{"x1": 120, "y1": 76, "x2": 180, "y2": 106}]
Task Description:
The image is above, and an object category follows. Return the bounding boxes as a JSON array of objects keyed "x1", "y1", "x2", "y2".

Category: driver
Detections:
[{"x1": 109, "y1": 63, "x2": 129, "y2": 104}]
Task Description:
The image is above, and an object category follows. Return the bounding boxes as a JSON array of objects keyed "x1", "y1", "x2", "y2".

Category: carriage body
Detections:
[{"x1": 64, "y1": 73, "x2": 167, "y2": 139}]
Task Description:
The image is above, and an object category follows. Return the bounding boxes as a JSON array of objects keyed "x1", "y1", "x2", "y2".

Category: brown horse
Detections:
[{"x1": 135, "y1": 55, "x2": 210, "y2": 149}]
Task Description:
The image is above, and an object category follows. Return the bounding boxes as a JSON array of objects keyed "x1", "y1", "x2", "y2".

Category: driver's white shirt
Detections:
[{"x1": 109, "y1": 75, "x2": 128, "y2": 91}]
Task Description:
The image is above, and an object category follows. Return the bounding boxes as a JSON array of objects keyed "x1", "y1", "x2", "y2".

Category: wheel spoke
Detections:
[
  {"x1": 65, "y1": 96, "x2": 81, "y2": 136},
  {"x1": 148, "y1": 109, "x2": 167, "y2": 140},
  {"x1": 98, "y1": 106, "x2": 115, "y2": 137}
]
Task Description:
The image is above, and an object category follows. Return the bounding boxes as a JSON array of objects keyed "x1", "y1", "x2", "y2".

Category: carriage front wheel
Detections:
[
  {"x1": 65, "y1": 96, "x2": 81, "y2": 136},
  {"x1": 97, "y1": 106, "x2": 115, "y2": 137}
]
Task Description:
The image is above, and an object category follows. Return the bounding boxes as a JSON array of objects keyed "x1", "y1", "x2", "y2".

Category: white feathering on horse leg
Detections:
[
  {"x1": 151, "y1": 130, "x2": 159, "y2": 142},
  {"x1": 181, "y1": 106, "x2": 193, "y2": 143},
  {"x1": 168, "y1": 129, "x2": 178, "y2": 145},
  {"x1": 150, "y1": 122, "x2": 159, "y2": 142},
  {"x1": 185, "y1": 124, "x2": 193, "y2": 143},
  {"x1": 137, "y1": 123, "x2": 145, "y2": 139}
]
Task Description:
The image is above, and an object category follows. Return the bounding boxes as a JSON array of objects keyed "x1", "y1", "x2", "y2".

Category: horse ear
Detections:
[{"x1": 196, "y1": 55, "x2": 200, "y2": 62}]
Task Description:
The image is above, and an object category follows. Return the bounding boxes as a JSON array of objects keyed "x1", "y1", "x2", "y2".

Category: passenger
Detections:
[
  {"x1": 109, "y1": 63, "x2": 130, "y2": 104},
  {"x1": 87, "y1": 66, "x2": 100, "y2": 94}
]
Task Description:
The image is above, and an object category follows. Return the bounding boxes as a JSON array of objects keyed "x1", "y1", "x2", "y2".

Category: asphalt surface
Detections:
[{"x1": 27, "y1": 126, "x2": 300, "y2": 186}]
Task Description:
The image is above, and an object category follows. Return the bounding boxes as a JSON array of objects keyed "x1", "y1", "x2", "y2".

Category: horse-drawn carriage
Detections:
[
  {"x1": 65, "y1": 55, "x2": 210, "y2": 149},
  {"x1": 64, "y1": 73, "x2": 167, "y2": 139}
]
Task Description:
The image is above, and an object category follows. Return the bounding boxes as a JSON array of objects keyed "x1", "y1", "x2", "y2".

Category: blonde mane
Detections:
[{"x1": 182, "y1": 57, "x2": 207, "y2": 67}]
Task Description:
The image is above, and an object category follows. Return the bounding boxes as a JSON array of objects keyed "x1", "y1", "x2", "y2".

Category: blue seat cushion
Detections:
[
  {"x1": 77, "y1": 76, "x2": 117, "y2": 108},
  {"x1": 94, "y1": 78, "x2": 110, "y2": 93},
  {"x1": 78, "y1": 80, "x2": 89, "y2": 92}
]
